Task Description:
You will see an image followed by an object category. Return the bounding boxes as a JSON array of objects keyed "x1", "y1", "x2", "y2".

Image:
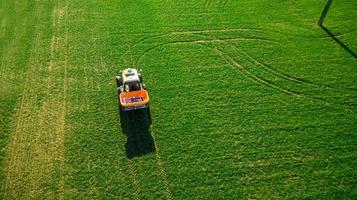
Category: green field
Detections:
[{"x1": 1, "y1": 0, "x2": 356, "y2": 199}]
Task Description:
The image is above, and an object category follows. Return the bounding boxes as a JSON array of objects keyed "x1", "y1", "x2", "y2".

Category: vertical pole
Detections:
[{"x1": 318, "y1": 0, "x2": 333, "y2": 26}]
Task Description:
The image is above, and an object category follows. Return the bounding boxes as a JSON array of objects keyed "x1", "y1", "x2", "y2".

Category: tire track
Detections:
[
  {"x1": 136, "y1": 36, "x2": 276, "y2": 65},
  {"x1": 2, "y1": 1, "x2": 44, "y2": 197},
  {"x1": 80, "y1": 17, "x2": 101, "y2": 199},
  {"x1": 3, "y1": 18, "x2": 42, "y2": 200},
  {"x1": 59, "y1": 1, "x2": 69, "y2": 197},
  {"x1": 177, "y1": 37, "x2": 276, "y2": 44},
  {"x1": 113, "y1": 27, "x2": 263, "y2": 37},
  {"x1": 132, "y1": 30, "x2": 329, "y2": 103},
  {"x1": 30, "y1": 2, "x2": 68, "y2": 199},
  {"x1": 209, "y1": 45, "x2": 303, "y2": 97},
  {"x1": 2, "y1": 36, "x2": 38, "y2": 199},
  {"x1": 119, "y1": 27, "x2": 264, "y2": 64},
  {"x1": 231, "y1": 44, "x2": 349, "y2": 96},
  {"x1": 205, "y1": 44, "x2": 330, "y2": 103},
  {"x1": 118, "y1": 20, "x2": 336, "y2": 103},
  {"x1": 117, "y1": 6, "x2": 345, "y2": 104},
  {"x1": 255, "y1": 28, "x2": 350, "y2": 39},
  {"x1": 232, "y1": 45, "x2": 343, "y2": 98},
  {"x1": 151, "y1": 128, "x2": 173, "y2": 200},
  {"x1": 231, "y1": 44, "x2": 316, "y2": 86},
  {"x1": 127, "y1": 160, "x2": 141, "y2": 200},
  {"x1": 194, "y1": 32, "x2": 316, "y2": 87},
  {"x1": 3, "y1": 1, "x2": 69, "y2": 199},
  {"x1": 1, "y1": 3, "x2": 34, "y2": 196}
]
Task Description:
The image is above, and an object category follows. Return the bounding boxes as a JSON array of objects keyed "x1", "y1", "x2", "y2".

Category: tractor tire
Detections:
[
  {"x1": 115, "y1": 76, "x2": 122, "y2": 87},
  {"x1": 116, "y1": 88, "x2": 123, "y2": 111},
  {"x1": 139, "y1": 74, "x2": 143, "y2": 82}
]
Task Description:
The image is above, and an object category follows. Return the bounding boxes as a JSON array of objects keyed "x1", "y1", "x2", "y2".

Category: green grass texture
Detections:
[{"x1": 0, "y1": 0, "x2": 356, "y2": 199}]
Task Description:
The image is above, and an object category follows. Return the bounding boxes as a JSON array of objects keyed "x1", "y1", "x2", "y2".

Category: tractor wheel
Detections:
[
  {"x1": 115, "y1": 76, "x2": 122, "y2": 87},
  {"x1": 116, "y1": 88, "x2": 123, "y2": 111},
  {"x1": 142, "y1": 84, "x2": 147, "y2": 90},
  {"x1": 139, "y1": 74, "x2": 143, "y2": 82},
  {"x1": 116, "y1": 87, "x2": 122, "y2": 97}
]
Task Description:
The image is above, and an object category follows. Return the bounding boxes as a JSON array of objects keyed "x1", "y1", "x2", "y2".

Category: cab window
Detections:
[{"x1": 124, "y1": 81, "x2": 140, "y2": 92}]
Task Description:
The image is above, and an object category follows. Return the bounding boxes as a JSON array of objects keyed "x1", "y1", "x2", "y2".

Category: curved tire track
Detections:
[
  {"x1": 231, "y1": 44, "x2": 317, "y2": 86},
  {"x1": 135, "y1": 35, "x2": 276, "y2": 65},
  {"x1": 119, "y1": 27, "x2": 265, "y2": 64},
  {"x1": 130, "y1": 27, "x2": 329, "y2": 103},
  {"x1": 207, "y1": 45, "x2": 302, "y2": 96}
]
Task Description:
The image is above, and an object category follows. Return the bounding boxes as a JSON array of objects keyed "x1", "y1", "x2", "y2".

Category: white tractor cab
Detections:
[
  {"x1": 116, "y1": 68, "x2": 144, "y2": 92},
  {"x1": 116, "y1": 68, "x2": 149, "y2": 111}
]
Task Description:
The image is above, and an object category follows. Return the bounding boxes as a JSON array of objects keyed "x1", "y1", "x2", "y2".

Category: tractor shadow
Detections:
[{"x1": 119, "y1": 108, "x2": 155, "y2": 159}]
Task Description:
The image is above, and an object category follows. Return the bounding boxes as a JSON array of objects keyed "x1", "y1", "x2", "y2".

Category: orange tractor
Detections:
[{"x1": 115, "y1": 68, "x2": 150, "y2": 111}]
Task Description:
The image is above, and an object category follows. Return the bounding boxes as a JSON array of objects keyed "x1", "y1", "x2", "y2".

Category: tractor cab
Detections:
[{"x1": 116, "y1": 68, "x2": 149, "y2": 111}]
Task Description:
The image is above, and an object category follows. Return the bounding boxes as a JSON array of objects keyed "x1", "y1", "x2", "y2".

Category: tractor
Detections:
[{"x1": 115, "y1": 68, "x2": 150, "y2": 111}]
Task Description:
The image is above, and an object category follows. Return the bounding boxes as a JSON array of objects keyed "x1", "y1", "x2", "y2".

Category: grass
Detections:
[{"x1": 0, "y1": 0, "x2": 356, "y2": 199}]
